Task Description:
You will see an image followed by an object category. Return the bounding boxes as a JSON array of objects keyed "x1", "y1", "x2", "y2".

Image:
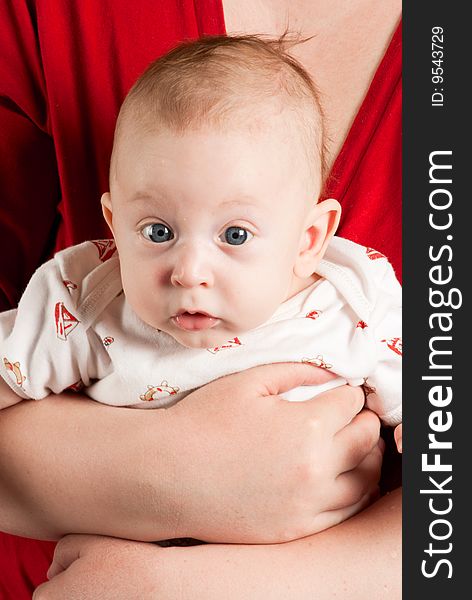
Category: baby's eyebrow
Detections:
[
  {"x1": 128, "y1": 191, "x2": 172, "y2": 209},
  {"x1": 130, "y1": 191, "x2": 156, "y2": 203},
  {"x1": 128, "y1": 192, "x2": 264, "y2": 216},
  {"x1": 219, "y1": 197, "x2": 259, "y2": 209}
]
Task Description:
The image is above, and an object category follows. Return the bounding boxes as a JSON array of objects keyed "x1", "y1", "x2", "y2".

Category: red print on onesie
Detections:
[
  {"x1": 91, "y1": 240, "x2": 117, "y2": 262},
  {"x1": 66, "y1": 380, "x2": 85, "y2": 393},
  {"x1": 207, "y1": 337, "x2": 242, "y2": 354},
  {"x1": 102, "y1": 336, "x2": 114, "y2": 348},
  {"x1": 63, "y1": 280, "x2": 78, "y2": 291},
  {"x1": 302, "y1": 355, "x2": 333, "y2": 369},
  {"x1": 140, "y1": 381, "x2": 180, "y2": 402},
  {"x1": 306, "y1": 310, "x2": 322, "y2": 320},
  {"x1": 55, "y1": 302, "x2": 79, "y2": 340},
  {"x1": 356, "y1": 320, "x2": 368, "y2": 329},
  {"x1": 366, "y1": 247, "x2": 386, "y2": 261},
  {"x1": 3, "y1": 357, "x2": 26, "y2": 386},
  {"x1": 381, "y1": 337, "x2": 403, "y2": 356}
]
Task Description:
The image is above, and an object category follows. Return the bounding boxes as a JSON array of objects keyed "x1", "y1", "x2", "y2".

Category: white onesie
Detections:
[{"x1": 0, "y1": 237, "x2": 402, "y2": 425}]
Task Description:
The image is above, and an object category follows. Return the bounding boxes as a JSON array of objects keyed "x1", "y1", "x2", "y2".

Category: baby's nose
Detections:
[{"x1": 170, "y1": 247, "x2": 214, "y2": 288}]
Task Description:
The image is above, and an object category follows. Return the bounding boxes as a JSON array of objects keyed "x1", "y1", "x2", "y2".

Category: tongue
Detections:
[{"x1": 176, "y1": 313, "x2": 217, "y2": 331}]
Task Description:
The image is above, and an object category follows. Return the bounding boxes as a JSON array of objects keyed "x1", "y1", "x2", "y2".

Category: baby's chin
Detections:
[{"x1": 166, "y1": 327, "x2": 240, "y2": 350}]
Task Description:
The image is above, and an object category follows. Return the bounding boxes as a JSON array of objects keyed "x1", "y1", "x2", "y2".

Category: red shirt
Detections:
[
  {"x1": 326, "y1": 22, "x2": 401, "y2": 282},
  {"x1": 0, "y1": 2, "x2": 401, "y2": 596}
]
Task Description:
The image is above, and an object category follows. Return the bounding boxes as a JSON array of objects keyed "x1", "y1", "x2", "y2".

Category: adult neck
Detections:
[{"x1": 222, "y1": 0, "x2": 401, "y2": 166}]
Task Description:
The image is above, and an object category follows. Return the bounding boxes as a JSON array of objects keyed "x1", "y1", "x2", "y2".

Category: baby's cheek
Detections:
[
  {"x1": 125, "y1": 284, "x2": 163, "y2": 328},
  {"x1": 236, "y1": 290, "x2": 281, "y2": 329}
]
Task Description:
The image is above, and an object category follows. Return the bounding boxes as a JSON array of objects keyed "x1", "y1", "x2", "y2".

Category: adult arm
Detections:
[
  {"x1": 34, "y1": 488, "x2": 401, "y2": 599},
  {"x1": 0, "y1": 363, "x2": 381, "y2": 543}
]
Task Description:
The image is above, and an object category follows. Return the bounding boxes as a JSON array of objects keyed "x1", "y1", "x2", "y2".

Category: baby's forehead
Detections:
[
  {"x1": 117, "y1": 105, "x2": 320, "y2": 172},
  {"x1": 111, "y1": 113, "x2": 320, "y2": 211},
  {"x1": 113, "y1": 126, "x2": 317, "y2": 215},
  {"x1": 117, "y1": 116, "x2": 314, "y2": 174}
]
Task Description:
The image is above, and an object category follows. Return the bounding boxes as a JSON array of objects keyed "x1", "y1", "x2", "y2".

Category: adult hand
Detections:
[
  {"x1": 32, "y1": 535, "x2": 164, "y2": 600},
  {"x1": 165, "y1": 362, "x2": 383, "y2": 543},
  {"x1": 0, "y1": 363, "x2": 381, "y2": 543}
]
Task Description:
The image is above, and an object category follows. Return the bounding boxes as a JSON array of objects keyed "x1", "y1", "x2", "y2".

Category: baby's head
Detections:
[{"x1": 102, "y1": 35, "x2": 341, "y2": 348}]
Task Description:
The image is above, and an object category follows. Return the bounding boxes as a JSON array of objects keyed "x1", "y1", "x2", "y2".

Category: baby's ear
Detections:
[
  {"x1": 293, "y1": 198, "x2": 341, "y2": 278},
  {"x1": 101, "y1": 193, "x2": 114, "y2": 234}
]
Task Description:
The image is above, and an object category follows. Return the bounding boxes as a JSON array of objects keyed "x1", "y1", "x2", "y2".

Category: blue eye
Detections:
[
  {"x1": 142, "y1": 223, "x2": 174, "y2": 243},
  {"x1": 222, "y1": 227, "x2": 253, "y2": 246}
]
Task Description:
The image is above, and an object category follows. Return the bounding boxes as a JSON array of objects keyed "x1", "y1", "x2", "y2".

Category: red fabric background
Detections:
[{"x1": 0, "y1": 1, "x2": 401, "y2": 596}]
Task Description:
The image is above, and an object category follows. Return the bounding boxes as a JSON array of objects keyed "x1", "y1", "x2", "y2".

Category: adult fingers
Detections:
[
  {"x1": 300, "y1": 384, "x2": 366, "y2": 432},
  {"x1": 46, "y1": 534, "x2": 90, "y2": 580},
  {"x1": 33, "y1": 567, "x2": 74, "y2": 600},
  {"x1": 333, "y1": 408, "x2": 381, "y2": 472},
  {"x1": 330, "y1": 442, "x2": 384, "y2": 510},
  {"x1": 308, "y1": 486, "x2": 380, "y2": 535},
  {"x1": 233, "y1": 362, "x2": 337, "y2": 397},
  {"x1": 394, "y1": 423, "x2": 403, "y2": 453}
]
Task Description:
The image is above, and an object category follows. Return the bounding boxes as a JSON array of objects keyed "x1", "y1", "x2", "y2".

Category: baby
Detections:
[{"x1": 0, "y1": 35, "x2": 402, "y2": 450}]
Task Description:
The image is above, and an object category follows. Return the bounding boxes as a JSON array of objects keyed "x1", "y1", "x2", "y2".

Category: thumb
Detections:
[{"x1": 245, "y1": 361, "x2": 336, "y2": 397}]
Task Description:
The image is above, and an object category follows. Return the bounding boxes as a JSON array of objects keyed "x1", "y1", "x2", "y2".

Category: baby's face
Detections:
[{"x1": 104, "y1": 126, "x2": 323, "y2": 348}]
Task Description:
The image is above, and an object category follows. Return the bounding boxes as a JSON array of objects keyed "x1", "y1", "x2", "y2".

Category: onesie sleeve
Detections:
[
  {"x1": 0, "y1": 246, "x2": 111, "y2": 400},
  {"x1": 363, "y1": 260, "x2": 402, "y2": 426}
]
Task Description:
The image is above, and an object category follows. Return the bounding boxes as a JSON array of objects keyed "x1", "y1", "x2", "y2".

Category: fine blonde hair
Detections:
[{"x1": 112, "y1": 34, "x2": 327, "y2": 193}]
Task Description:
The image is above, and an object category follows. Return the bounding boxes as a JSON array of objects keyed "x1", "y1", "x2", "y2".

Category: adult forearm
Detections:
[
  {"x1": 36, "y1": 489, "x2": 401, "y2": 599},
  {"x1": 0, "y1": 365, "x2": 384, "y2": 546},
  {"x1": 0, "y1": 395, "x2": 181, "y2": 541},
  {"x1": 276, "y1": 487, "x2": 401, "y2": 599},
  {"x1": 175, "y1": 488, "x2": 401, "y2": 599}
]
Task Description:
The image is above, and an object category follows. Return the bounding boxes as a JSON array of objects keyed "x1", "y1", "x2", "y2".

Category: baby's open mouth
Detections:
[{"x1": 172, "y1": 311, "x2": 220, "y2": 331}]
